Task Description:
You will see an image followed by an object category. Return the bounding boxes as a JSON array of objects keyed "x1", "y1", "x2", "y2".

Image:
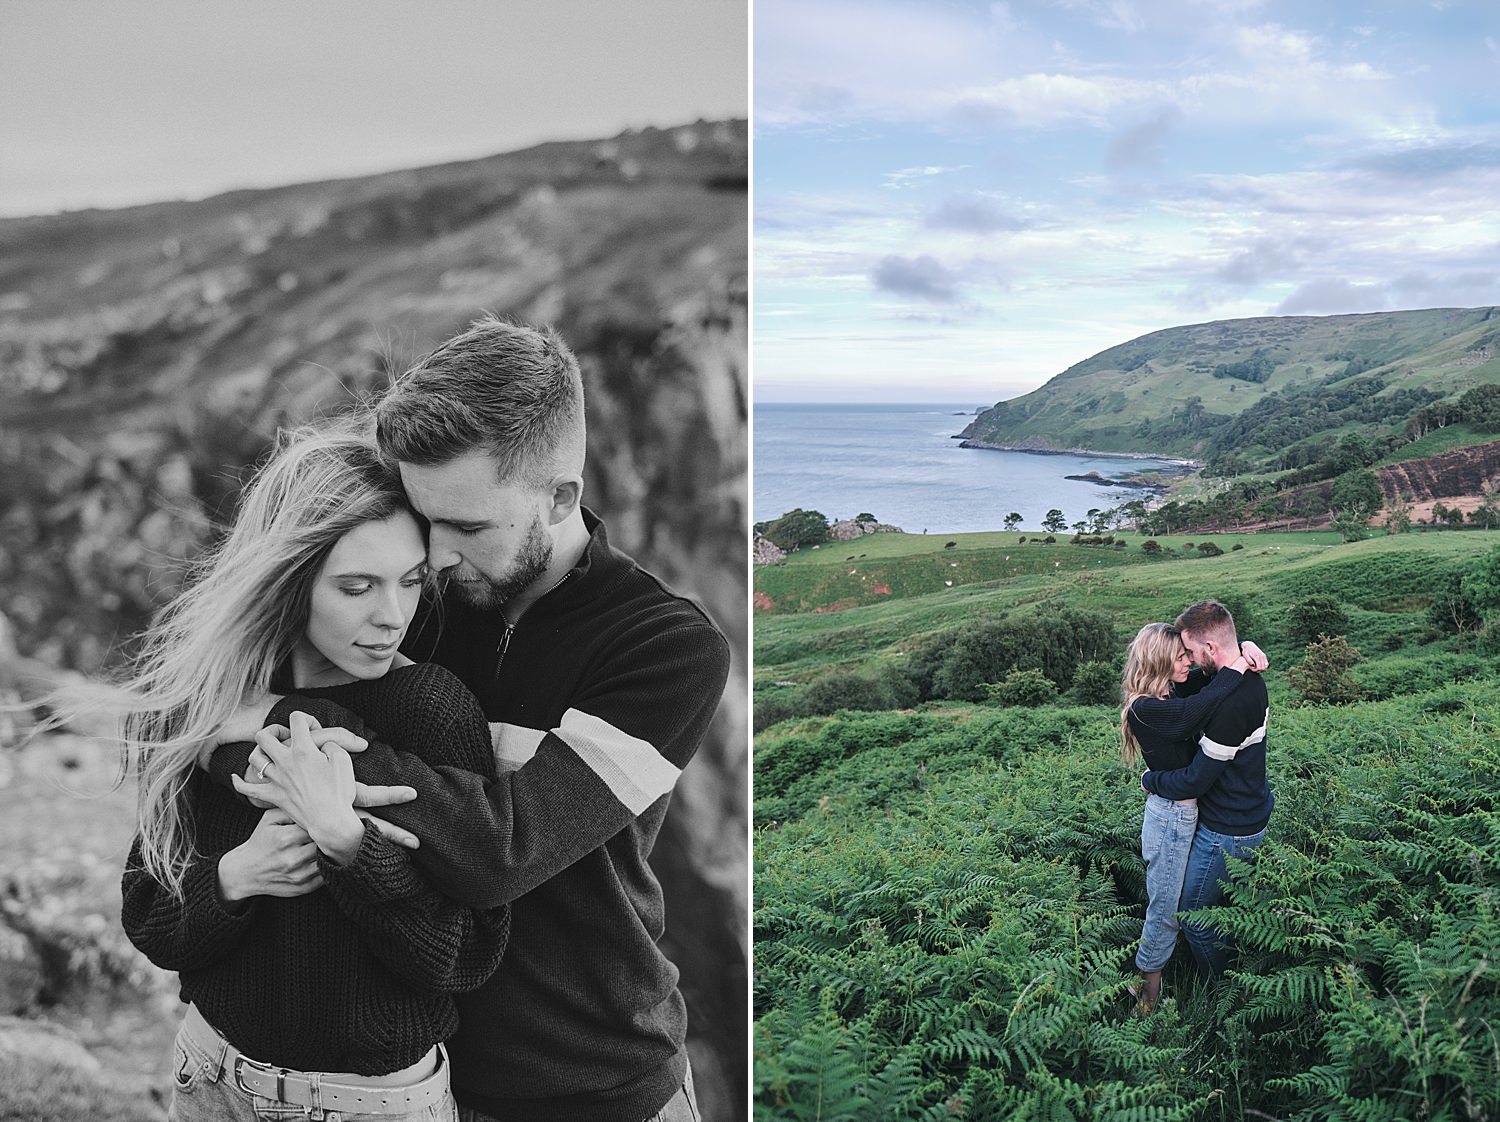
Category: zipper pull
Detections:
[{"x1": 494, "y1": 622, "x2": 515, "y2": 680}]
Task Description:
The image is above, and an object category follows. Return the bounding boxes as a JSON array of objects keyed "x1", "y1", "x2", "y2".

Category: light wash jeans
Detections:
[
  {"x1": 1135, "y1": 793, "x2": 1198, "y2": 974},
  {"x1": 167, "y1": 1012, "x2": 457, "y2": 1122},
  {"x1": 1180, "y1": 822, "x2": 1267, "y2": 976},
  {"x1": 457, "y1": 1064, "x2": 699, "y2": 1122}
]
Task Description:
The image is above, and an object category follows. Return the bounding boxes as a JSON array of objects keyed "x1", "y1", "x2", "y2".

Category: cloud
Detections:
[
  {"x1": 1345, "y1": 139, "x2": 1500, "y2": 178},
  {"x1": 883, "y1": 164, "x2": 968, "y2": 189},
  {"x1": 1054, "y1": 0, "x2": 1146, "y2": 33},
  {"x1": 1105, "y1": 105, "x2": 1181, "y2": 170},
  {"x1": 1275, "y1": 278, "x2": 1390, "y2": 315},
  {"x1": 1212, "y1": 235, "x2": 1324, "y2": 287},
  {"x1": 870, "y1": 254, "x2": 962, "y2": 301},
  {"x1": 925, "y1": 192, "x2": 1029, "y2": 232}
]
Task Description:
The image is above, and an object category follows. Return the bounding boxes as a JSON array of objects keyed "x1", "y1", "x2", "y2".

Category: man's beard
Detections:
[{"x1": 447, "y1": 515, "x2": 553, "y2": 611}]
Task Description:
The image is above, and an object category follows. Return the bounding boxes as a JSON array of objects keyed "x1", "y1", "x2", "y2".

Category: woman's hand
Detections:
[
  {"x1": 216, "y1": 809, "x2": 322, "y2": 903},
  {"x1": 231, "y1": 711, "x2": 365, "y2": 865},
  {"x1": 1240, "y1": 639, "x2": 1269, "y2": 672}
]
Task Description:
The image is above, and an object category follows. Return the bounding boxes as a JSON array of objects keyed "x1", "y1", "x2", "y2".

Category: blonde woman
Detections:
[
  {"x1": 107, "y1": 427, "x2": 507, "y2": 1121},
  {"x1": 1120, "y1": 622, "x2": 1265, "y2": 1012}
]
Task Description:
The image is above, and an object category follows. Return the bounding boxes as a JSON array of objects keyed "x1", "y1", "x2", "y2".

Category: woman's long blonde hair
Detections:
[
  {"x1": 1119, "y1": 622, "x2": 1184, "y2": 768},
  {"x1": 99, "y1": 423, "x2": 410, "y2": 899}
]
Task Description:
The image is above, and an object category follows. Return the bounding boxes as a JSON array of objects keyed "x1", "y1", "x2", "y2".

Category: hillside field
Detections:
[{"x1": 753, "y1": 529, "x2": 1500, "y2": 1120}]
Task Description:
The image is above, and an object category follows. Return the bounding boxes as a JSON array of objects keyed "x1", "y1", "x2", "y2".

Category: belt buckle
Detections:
[{"x1": 234, "y1": 1054, "x2": 289, "y2": 1102}]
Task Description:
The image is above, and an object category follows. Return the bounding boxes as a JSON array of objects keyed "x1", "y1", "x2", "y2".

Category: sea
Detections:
[{"x1": 753, "y1": 402, "x2": 1184, "y2": 535}]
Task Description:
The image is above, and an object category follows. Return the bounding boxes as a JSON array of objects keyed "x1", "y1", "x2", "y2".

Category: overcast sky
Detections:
[
  {"x1": 754, "y1": 0, "x2": 1500, "y2": 403},
  {"x1": 0, "y1": 0, "x2": 746, "y2": 217}
]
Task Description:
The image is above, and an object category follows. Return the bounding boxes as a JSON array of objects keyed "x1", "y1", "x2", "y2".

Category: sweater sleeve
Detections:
[
  {"x1": 1142, "y1": 678, "x2": 1268, "y2": 800},
  {"x1": 1128, "y1": 667, "x2": 1243, "y2": 744},
  {"x1": 314, "y1": 679, "x2": 507, "y2": 994},
  {"x1": 316, "y1": 821, "x2": 509, "y2": 993},
  {"x1": 327, "y1": 621, "x2": 730, "y2": 909},
  {"x1": 120, "y1": 836, "x2": 260, "y2": 973}
]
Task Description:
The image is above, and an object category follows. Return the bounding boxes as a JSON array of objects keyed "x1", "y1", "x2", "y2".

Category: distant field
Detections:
[{"x1": 753, "y1": 528, "x2": 1500, "y2": 687}]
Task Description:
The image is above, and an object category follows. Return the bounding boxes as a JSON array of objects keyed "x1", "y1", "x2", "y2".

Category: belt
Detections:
[{"x1": 182, "y1": 1005, "x2": 449, "y2": 1117}]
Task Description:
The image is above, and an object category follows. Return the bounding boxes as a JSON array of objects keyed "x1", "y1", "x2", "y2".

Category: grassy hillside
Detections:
[
  {"x1": 963, "y1": 306, "x2": 1500, "y2": 466},
  {"x1": 753, "y1": 531, "x2": 1500, "y2": 1119}
]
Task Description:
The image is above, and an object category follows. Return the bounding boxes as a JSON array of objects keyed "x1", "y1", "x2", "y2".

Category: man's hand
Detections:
[
  {"x1": 231, "y1": 712, "x2": 365, "y2": 865},
  {"x1": 236, "y1": 712, "x2": 419, "y2": 848},
  {"x1": 216, "y1": 809, "x2": 322, "y2": 903}
]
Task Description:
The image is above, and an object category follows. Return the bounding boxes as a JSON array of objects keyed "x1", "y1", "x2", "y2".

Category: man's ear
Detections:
[{"x1": 546, "y1": 476, "x2": 583, "y2": 524}]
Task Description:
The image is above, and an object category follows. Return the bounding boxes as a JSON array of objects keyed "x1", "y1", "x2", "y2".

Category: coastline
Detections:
[{"x1": 955, "y1": 437, "x2": 1200, "y2": 470}]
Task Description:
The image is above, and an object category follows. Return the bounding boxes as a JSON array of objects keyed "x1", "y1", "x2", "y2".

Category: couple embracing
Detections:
[
  {"x1": 88, "y1": 317, "x2": 728, "y2": 1122},
  {"x1": 1120, "y1": 599, "x2": 1275, "y2": 1012}
]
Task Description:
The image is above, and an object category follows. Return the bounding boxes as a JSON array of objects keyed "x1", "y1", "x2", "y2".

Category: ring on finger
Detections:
[{"x1": 256, "y1": 761, "x2": 272, "y2": 781}]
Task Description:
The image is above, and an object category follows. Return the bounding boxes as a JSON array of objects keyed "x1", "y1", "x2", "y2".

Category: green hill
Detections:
[{"x1": 963, "y1": 306, "x2": 1500, "y2": 469}]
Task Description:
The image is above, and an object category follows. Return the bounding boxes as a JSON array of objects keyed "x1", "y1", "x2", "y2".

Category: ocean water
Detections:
[{"x1": 754, "y1": 403, "x2": 1180, "y2": 535}]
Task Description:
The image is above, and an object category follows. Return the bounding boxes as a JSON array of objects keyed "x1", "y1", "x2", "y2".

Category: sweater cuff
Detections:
[
  {"x1": 320, "y1": 821, "x2": 421, "y2": 901},
  {"x1": 193, "y1": 851, "x2": 260, "y2": 926},
  {"x1": 1141, "y1": 771, "x2": 1158, "y2": 795}
]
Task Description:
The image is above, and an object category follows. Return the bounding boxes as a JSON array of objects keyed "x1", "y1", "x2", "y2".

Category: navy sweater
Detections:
[
  {"x1": 1128, "y1": 666, "x2": 1244, "y2": 775},
  {"x1": 1141, "y1": 668, "x2": 1274, "y2": 835}
]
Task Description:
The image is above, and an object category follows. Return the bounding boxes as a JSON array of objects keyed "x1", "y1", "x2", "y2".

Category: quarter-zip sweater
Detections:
[
  {"x1": 1141, "y1": 667, "x2": 1274, "y2": 836},
  {"x1": 213, "y1": 510, "x2": 731, "y2": 1122},
  {"x1": 131, "y1": 662, "x2": 508, "y2": 1075}
]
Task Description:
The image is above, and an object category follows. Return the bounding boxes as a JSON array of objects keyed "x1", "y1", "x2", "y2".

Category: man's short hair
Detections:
[
  {"x1": 374, "y1": 315, "x2": 585, "y2": 486},
  {"x1": 1174, "y1": 599, "x2": 1236, "y2": 641}
]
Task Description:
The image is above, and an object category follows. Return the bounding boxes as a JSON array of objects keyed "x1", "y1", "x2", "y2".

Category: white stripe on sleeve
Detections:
[
  {"x1": 1199, "y1": 708, "x2": 1269, "y2": 761},
  {"x1": 556, "y1": 708, "x2": 682, "y2": 815},
  {"x1": 491, "y1": 722, "x2": 546, "y2": 774}
]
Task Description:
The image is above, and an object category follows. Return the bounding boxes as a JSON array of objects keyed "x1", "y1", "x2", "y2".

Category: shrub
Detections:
[
  {"x1": 1141, "y1": 539, "x2": 1161, "y2": 553},
  {"x1": 986, "y1": 668, "x2": 1058, "y2": 707},
  {"x1": 1286, "y1": 594, "x2": 1350, "y2": 645},
  {"x1": 926, "y1": 607, "x2": 1116, "y2": 702},
  {"x1": 1068, "y1": 659, "x2": 1120, "y2": 706},
  {"x1": 758, "y1": 508, "x2": 830, "y2": 550},
  {"x1": 800, "y1": 666, "x2": 915, "y2": 718},
  {"x1": 1288, "y1": 634, "x2": 1365, "y2": 706},
  {"x1": 1195, "y1": 540, "x2": 1224, "y2": 557}
]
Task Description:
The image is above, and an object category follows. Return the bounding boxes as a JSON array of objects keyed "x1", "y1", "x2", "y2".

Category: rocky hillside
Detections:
[
  {"x1": 0, "y1": 121, "x2": 748, "y2": 1120},
  {"x1": 962, "y1": 306, "x2": 1500, "y2": 466}
]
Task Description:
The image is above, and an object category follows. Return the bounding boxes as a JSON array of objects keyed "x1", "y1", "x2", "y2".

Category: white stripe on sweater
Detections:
[
  {"x1": 1198, "y1": 708, "x2": 1269, "y2": 761},
  {"x1": 491, "y1": 722, "x2": 544, "y2": 773},
  {"x1": 557, "y1": 708, "x2": 682, "y2": 815}
]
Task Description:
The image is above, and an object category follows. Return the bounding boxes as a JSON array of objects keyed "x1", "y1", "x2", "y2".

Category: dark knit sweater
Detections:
[
  {"x1": 210, "y1": 511, "x2": 731, "y2": 1122},
  {"x1": 1128, "y1": 667, "x2": 1244, "y2": 774},
  {"x1": 126, "y1": 662, "x2": 508, "y2": 1075},
  {"x1": 1141, "y1": 667, "x2": 1275, "y2": 836}
]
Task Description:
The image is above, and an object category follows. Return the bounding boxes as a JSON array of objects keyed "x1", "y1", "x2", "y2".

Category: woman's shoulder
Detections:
[{"x1": 383, "y1": 661, "x2": 481, "y2": 710}]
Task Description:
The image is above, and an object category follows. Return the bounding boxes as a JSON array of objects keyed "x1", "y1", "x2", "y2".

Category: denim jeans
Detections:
[
  {"x1": 1179, "y1": 822, "x2": 1267, "y2": 976},
  {"x1": 1135, "y1": 793, "x2": 1198, "y2": 974},
  {"x1": 457, "y1": 1064, "x2": 699, "y2": 1122},
  {"x1": 167, "y1": 1012, "x2": 457, "y2": 1122}
]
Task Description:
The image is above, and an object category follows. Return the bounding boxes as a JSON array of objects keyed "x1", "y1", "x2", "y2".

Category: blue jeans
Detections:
[
  {"x1": 457, "y1": 1065, "x2": 699, "y2": 1122},
  {"x1": 1179, "y1": 822, "x2": 1267, "y2": 976},
  {"x1": 1135, "y1": 794, "x2": 1198, "y2": 973}
]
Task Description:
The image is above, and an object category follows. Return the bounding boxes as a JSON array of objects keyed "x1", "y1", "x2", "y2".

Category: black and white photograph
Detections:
[{"x1": 0, "y1": 3, "x2": 747, "y2": 1121}]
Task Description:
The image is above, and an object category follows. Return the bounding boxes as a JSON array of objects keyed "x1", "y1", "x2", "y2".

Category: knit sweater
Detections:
[
  {"x1": 126, "y1": 662, "x2": 508, "y2": 1075},
  {"x1": 1141, "y1": 667, "x2": 1275, "y2": 835},
  {"x1": 210, "y1": 511, "x2": 731, "y2": 1122},
  {"x1": 1127, "y1": 667, "x2": 1244, "y2": 775}
]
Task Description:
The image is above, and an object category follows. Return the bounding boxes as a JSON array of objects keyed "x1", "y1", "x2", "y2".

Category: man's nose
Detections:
[{"x1": 426, "y1": 530, "x2": 463, "y2": 571}]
